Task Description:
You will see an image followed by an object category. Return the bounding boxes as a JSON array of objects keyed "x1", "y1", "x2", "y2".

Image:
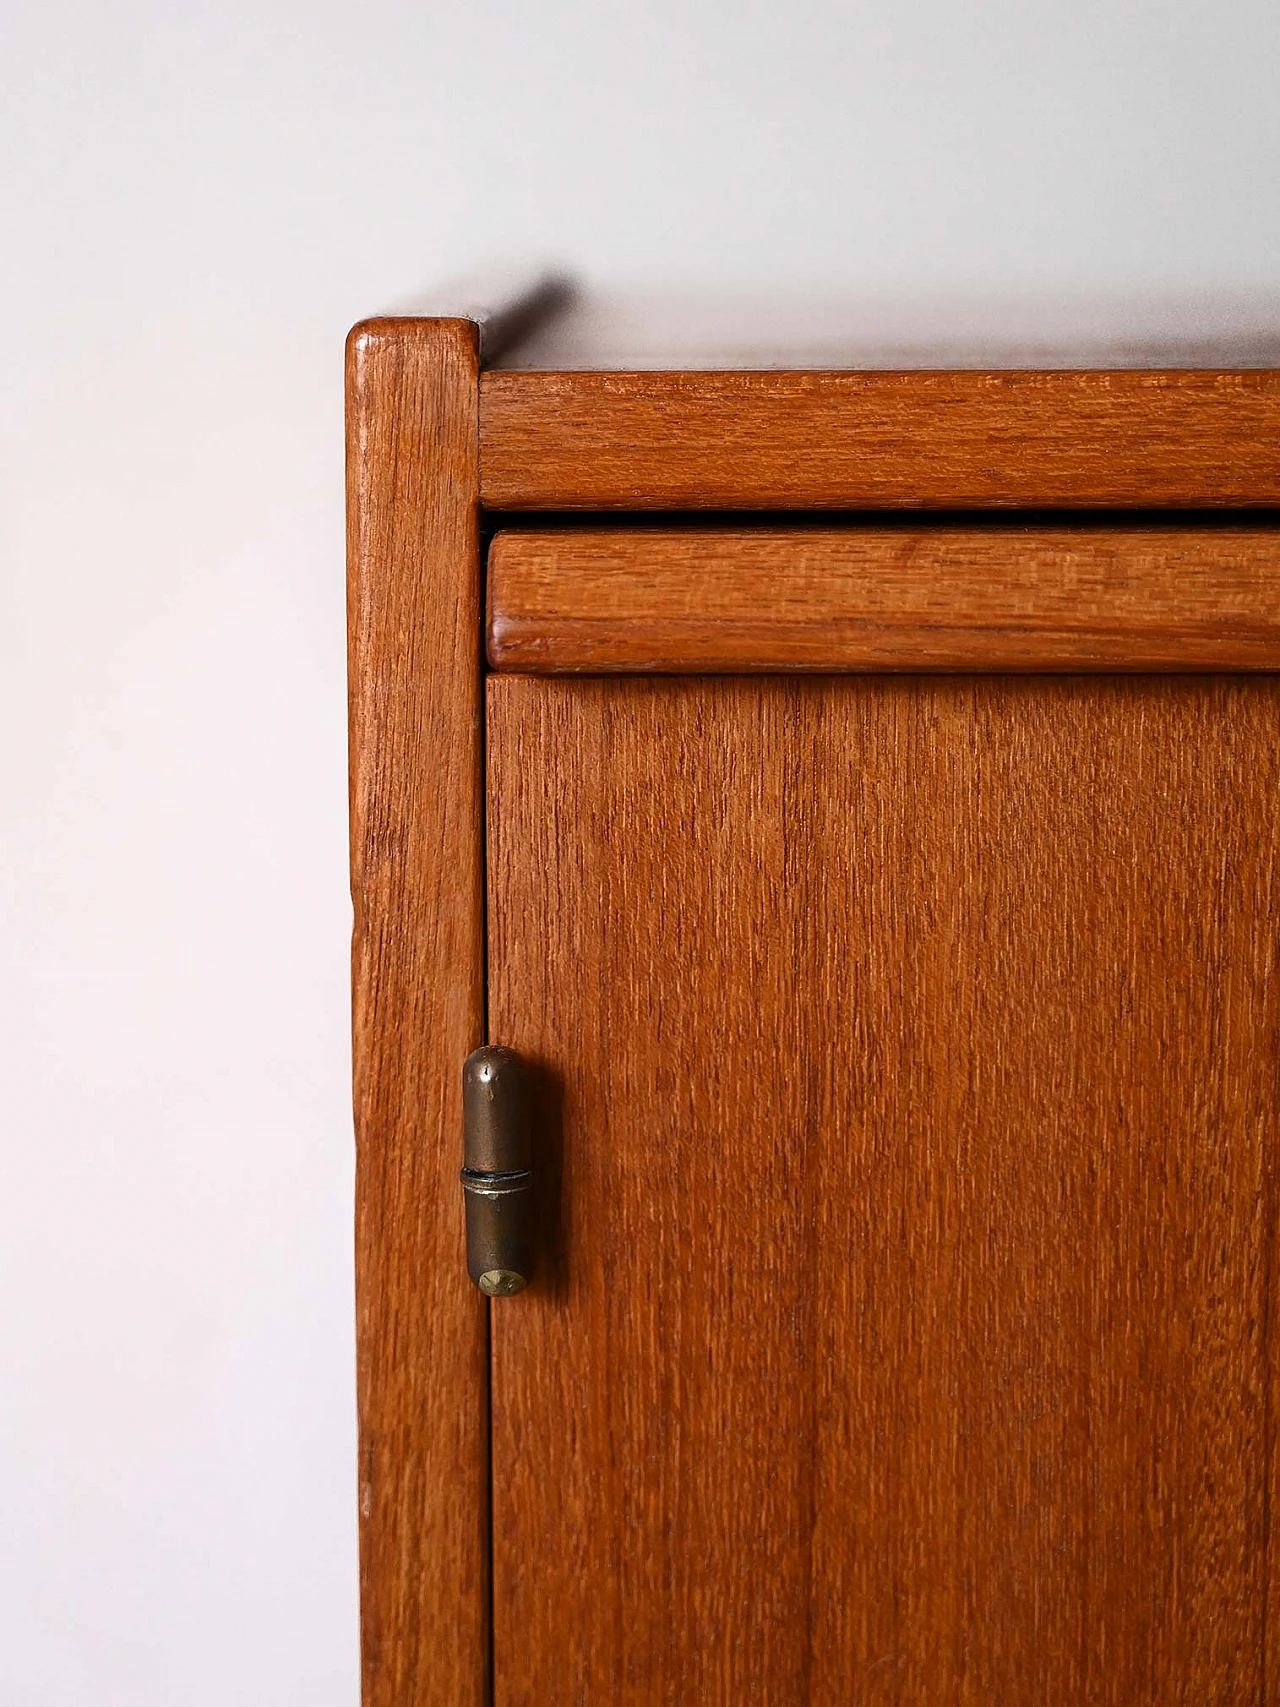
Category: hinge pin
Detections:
[{"x1": 461, "y1": 1046, "x2": 535, "y2": 1296}]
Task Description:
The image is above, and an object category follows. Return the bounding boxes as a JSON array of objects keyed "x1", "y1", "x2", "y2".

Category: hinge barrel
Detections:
[{"x1": 461, "y1": 1046, "x2": 535, "y2": 1296}]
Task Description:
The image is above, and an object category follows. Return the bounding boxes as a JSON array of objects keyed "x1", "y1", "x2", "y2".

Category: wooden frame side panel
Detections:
[
  {"x1": 479, "y1": 369, "x2": 1280, "y2": 510},
  {"x1": 347, "y1": 318, "x2": 486, "y2": 1707}
]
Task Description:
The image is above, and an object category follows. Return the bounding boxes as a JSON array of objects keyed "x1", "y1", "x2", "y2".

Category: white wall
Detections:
[{"x1": 1, "y1": 3, "x2": 1277, "y2": 1701}]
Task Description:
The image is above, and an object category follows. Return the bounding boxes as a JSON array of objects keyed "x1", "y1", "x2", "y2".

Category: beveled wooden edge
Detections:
[
  {"x1": 488, "y1": 525, "x2": 1280, "y2": 673},
  {"x1": 347, "y1": 317, "x2": 487, "y2": 1707},
  {"x1": 479, "y1": 369, "x2": 1280, "y2": 511}
]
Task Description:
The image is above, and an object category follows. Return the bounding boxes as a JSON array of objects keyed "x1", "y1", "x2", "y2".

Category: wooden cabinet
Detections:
[{"x1": 347, "y1": 313, "x2": 1280, "y2": 1706}]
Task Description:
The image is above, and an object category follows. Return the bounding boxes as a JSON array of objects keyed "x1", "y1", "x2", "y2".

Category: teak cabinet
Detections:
[{"x1": 347, "y1": 310, "x2": 1280, "y2": 1707}]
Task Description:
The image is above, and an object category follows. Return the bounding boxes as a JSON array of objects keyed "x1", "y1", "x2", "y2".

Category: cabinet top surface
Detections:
[{"x1": 485, "y1": 287, "x2": 1280, "y2": 372}]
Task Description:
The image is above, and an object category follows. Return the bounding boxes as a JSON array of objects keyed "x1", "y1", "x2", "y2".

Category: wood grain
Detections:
[
  {"x1": 487, "y1": 674, "x2": 1280, "y2": 1705},
  {"x1": 488, "y1": 525, "x2": 1280, "y2": 672},
  {"x1": 347, "y1": 318, "x2": 487, "y2": 1707},
  {"x1": 479, "y1": 369, "x2": 1280, "y2": 509}
]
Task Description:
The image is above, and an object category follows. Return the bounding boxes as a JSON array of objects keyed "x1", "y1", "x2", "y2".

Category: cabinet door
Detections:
[{"x1": 486, "y1": 674, "x2": 1280, "y2": 1706}]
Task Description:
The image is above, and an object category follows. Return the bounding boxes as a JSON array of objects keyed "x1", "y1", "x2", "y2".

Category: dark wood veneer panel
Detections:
[{"x1": 488, "y1": 674, "x2": 1280, "y2": 1704}]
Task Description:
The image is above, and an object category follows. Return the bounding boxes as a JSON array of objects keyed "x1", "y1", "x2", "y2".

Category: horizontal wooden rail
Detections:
[
  {"x1": 487, "y1": 527, "x2": 1280, "y2": 672},
  {"x1": 479, "y1": 370, "x2": 1280, "y2": 510}
]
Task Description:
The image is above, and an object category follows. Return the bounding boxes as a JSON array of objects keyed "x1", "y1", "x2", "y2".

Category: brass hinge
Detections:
[{"x1": 461, "y1": 1046, "x2": 535, "y2": 1296}]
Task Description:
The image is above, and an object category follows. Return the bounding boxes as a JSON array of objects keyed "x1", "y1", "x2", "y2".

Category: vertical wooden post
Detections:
[{"x1": 346, "y1": 318, "x2": 486, "y2": 1707}]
